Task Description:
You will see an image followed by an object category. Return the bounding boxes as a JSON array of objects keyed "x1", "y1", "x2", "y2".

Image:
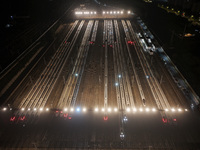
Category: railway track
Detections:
[
  {"x1": 16, "y1": 20, "x2": 81, "y2": 114},
  {"x1": 126, "y1": 20, "x2": 178, "y2": 121},
  {"x1": 122, "y1": 20, "x2": 146, "y2": 108},
  {"x1": 1, "y1": 19, "x2": 189, "y2": 119},
  {"x1": 58, "y1": 20, "x2": 94, "y2": 109},
  {"x1": 113, "y1": 20, "x2": 135, "y2": 110}
]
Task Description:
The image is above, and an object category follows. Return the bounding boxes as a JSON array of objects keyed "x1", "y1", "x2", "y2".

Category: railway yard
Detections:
[
  {"x1": 2, "y1": 19, "x2": 192, "y2": 115},
  {"x1": 1, "y1": 4, "x2": 200, "y2": 149}
]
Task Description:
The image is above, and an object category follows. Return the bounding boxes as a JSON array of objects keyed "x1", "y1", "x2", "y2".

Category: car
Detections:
[
  {"x1": 177, "y1": 82, "x2": 182, "y2": 88},
  {"x1": 182, "y1": 88, "x2": 189, "y2": 95}
]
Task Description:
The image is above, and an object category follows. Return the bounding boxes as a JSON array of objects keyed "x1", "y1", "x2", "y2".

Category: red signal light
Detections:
[
  {"x1": 162, "y1": 118, "x2": 167, "y2": 123},
  {"x1": 104, "y1": 116, "x2": 108, "y2": 121},
  {"x1": 20, "y1": 116, "x2": 26, "y2": 121},
  {"x1": 64, "y1": 113, "x2": 68, "y2": 118},
  {"x1": 10, "y1": 116, "x2": 16, "y2": 121}
]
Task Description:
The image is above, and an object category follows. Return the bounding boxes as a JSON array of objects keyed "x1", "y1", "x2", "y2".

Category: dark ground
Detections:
[
  {"x1": 0, "y1": 0, "x2": 200, "y2": 149},
  {"x1": 1, "y1": 110, "x2": 200, "y2": 149},
  {"x1": 123, "y1": 0, "x2": 200, "y2": 98},
  {"x1": 0, "y1": 0, "x2": 72, "y2": 70},
  {"x1": 101, "y1": 0, "x2": 200, "y2": 99}
]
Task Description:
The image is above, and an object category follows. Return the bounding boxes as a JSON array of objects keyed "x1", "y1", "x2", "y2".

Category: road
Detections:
[{"x1": 0, "y1": 15, "x2": 200, "y2": 149}]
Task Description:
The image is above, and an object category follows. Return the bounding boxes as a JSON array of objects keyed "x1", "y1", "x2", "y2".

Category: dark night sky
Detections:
[
  {"x1": 1, "y1": 0, "x2": 67, "y2": 27},
  {"x1": 0, "y1": 0, "x2": 70, "y2": 69},
  {"x1": 2, "y1": 0, "x2": 31, "y2": 21}
]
